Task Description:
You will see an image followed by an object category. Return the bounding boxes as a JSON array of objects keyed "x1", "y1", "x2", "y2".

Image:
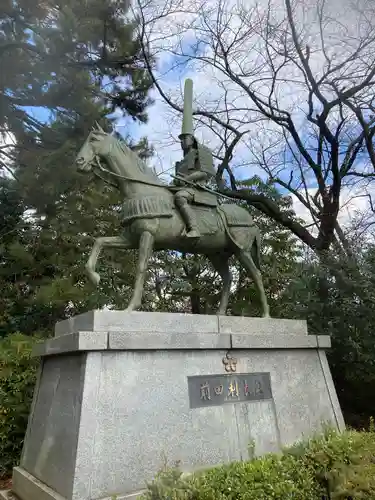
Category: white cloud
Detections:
[
  {"x1": 291, "y1": 184, "x2": 375, "y2": 239},
  {"x1": 123, "y1": 0, "x2": 375, "y2": 237}
]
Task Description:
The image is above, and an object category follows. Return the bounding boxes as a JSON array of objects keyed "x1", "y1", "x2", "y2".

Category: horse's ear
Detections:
[
  {"x1": 94, "y1": 121, "x2": 105, "y2": 133},
  {"x1": 90, "y1": 132, "x2": 102, "y2": 141}
]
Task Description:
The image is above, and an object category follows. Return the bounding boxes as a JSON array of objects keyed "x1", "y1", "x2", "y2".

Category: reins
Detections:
[
  {"x1": 94, "y1": 156, "x2": 169, "y2": 189},
  {"x1": 92, "y1": 156, "x2": 235, "y2": 202}
]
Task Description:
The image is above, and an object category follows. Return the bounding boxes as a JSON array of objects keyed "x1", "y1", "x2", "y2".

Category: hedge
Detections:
[
  {"x1": 0, "y1": 333, "x2": 39, "y2": 478},
  {"x1": 141, "y1": 425, "x2": 375, "y2": 500}
]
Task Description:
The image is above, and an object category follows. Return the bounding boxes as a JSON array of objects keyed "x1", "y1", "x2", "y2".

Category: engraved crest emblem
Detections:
[{"x1": 222, "y1": 352, "x2": 237, "y2": 373}]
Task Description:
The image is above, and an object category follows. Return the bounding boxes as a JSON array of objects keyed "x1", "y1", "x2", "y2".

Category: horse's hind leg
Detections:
[
  {"x1": 125, "y1": 231, "x2": 154, "y2": 312},
  {"x1": 209, "y1": 253, "x2": 232, "y2": 316},
  {"x1": 237, "y1": 248, "x2": 270, "y2": 318}
]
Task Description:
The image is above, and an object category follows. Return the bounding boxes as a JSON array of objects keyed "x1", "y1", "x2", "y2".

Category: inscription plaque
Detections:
[{"x1": 188, "y1": 372, "x2": 272, "y2": 409}]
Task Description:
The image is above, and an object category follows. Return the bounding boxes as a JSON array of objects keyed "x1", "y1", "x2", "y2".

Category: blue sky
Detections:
[
  {"x1": 9, "y1": 0, "x2": 373, "y2": 237},
  {"x1": 15, "y1": 40, "x2": 371, "y2": 232},
  {"x1": 18, "y1": 71, "x2": 343, "y2": 200},
  {"x1": 20, "y1": 106, "x2": 52, "y2": 124}
]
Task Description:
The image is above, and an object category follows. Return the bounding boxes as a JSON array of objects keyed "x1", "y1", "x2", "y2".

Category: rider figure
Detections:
[
  {"x1": 173, "y1": 78, "x2": 216, "y2": 239},
  {"x1": 174, "y1": 133, "x2": 215, "y2": 238}
]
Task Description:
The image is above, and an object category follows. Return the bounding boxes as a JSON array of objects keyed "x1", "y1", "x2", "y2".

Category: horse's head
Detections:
[{"x1": 75, "y1": 125, "x2": 112, "y2": 173}]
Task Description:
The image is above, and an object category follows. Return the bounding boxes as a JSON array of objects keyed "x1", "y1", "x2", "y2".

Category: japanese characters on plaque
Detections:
[{"x1": 187, "y1": 373, "x2": 272, "y2": 409}]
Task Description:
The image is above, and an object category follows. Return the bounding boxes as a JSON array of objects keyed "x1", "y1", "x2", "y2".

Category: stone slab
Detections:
[
  {"x1": 20, "y1": 356, "x2": 84, "y2": 498},
  {"x1": 55, "y1": 310, "x2": 219, "y2": 336},
  {"x1": 15, "y1": 311, "x2": 342, "y2": 500},
  {"x1": 12, "y1": 467, "x2": 66, "y2": 500},
  {"x1": 32, "y1": 331, "x2": 330, "y2": 357},
  {"x1": 33, "y1": 331, "x2": 108, "y2": 357},
  {"x1": 0, "y1": 491, "x2": 13, "y2": 500},
  {"x1": 317, "y1": 335, "x2": 331, "y2": 349},
  {"x1": 108, "y1": 331, "x2": 231, "y2": 350},
  {"x1": 218, "y1": 316, "x2": 307, "y2": 335},
  {"x1": 9, "y1": 468, "x2": 144, "y2": 500},
  {"x1": 231, "y1": 334, "x2": 331, "y2": 349},
  {"x1": 55, "y1": 311, "x2": 309, "y2": 337},
  {"x1": 318, "y1": 350, "x2": 346, "y2": 431}
]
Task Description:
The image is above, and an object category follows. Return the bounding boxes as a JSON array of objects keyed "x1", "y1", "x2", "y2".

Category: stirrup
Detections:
[{"x1": 186, "y1": 229, "x2": 200, "y2": 239}]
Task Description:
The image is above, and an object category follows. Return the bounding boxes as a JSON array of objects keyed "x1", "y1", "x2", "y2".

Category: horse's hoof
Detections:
[
  {"x1": 124, "y1": 305, "x2": 138, "y2": 313},
  {"x1": 89, "y1": 271, "x2": 101, "y2": 286}
]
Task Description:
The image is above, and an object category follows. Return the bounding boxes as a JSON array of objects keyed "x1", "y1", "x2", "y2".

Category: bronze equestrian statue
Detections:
[{"x1": 75, "y1": 79, "x2": 270, "y2": 317}]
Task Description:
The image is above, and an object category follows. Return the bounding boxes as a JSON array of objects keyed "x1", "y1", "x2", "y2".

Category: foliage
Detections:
[
  {"x1": 0, "y1": 120, "x2": 144, "y2": 336},
  {"x1": 0, "y1": 0, "x2": 152, "y2": 147},
  {"x1": 286, "y1": 426, "x2": 375, "y2": 499},
  {"x1": 0, "y1": 334, "x2": 39, "y2": 478},
  {"x1": 141, "y1": 428, "x2": 375, "y2": 500},
  {"x1": 273, "y1": 243, "x2": 375, "y2": 428},
  {"x1": 0, "y1": 0, "x2": 154, "y2": 336},
  {"x1": 229, "y1": 177, "x2": 303, "y2": 317}
]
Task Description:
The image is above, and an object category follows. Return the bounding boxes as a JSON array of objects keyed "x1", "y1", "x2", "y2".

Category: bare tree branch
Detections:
[{"x1": 135, "y1": 0, "x2": 375, "y2": 255}]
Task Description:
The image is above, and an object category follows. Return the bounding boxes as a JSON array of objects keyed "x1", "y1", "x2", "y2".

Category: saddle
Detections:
[
  {"x1": 169, "y1": 185, "x2": 218, "y2": 207},
  {"x1": 192, "y1": 190, "x2": 218, "y2": 207}
]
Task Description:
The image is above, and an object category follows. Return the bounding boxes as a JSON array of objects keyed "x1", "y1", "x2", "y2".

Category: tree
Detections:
[
  {"x1": 0, "y1": 0, "x2": 155, "y2": 335},
  {"x1": 134, "y1": 0, "x2": 375, "y2": 260},
  {"x1": 277, "y1": 240, "x2": 375, "y2": 428},
  {"x1": 229, "y1": 178, "x2": 303, "y2": 317},
  {"x1": 0, "y1": 119, "x2": 146, "y2": 335},
  {"x1": 0, "y1": 0, "x2": 153, "y2": 178}
]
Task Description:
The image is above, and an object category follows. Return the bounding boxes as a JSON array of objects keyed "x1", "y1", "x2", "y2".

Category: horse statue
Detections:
[{"x1": 75, "y1": 123, "x2": 270, "y2": 317}]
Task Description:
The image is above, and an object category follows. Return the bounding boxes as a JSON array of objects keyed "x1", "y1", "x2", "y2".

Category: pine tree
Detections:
[
  {"x1": 0, "y1": 0, "x2": 151, "y2": 126},
  {"x1": 0, "y1": 0, "x2": 153, "y2": 335}
]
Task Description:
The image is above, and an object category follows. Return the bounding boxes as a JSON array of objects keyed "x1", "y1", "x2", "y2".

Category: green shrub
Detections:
[
  {"x1": 0, "y1": 333, "x2": 39, "y2": 478},
  {"x1": 141, "y1": 427, "x2": 375, "y2": 500},
  {"x1": 286, "y1": 427, "x2": 375, "y2": 498}
]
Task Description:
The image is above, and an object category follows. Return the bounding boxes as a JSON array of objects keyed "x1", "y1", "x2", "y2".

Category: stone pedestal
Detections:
[{"x1": 7, "y1": 311, "x2": 344, "y2": 500}]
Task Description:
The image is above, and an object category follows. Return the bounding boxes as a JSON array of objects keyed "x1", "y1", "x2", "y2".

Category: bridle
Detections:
[{"x1": 91, "y1": 154, "x2": 169, "y2": 189}]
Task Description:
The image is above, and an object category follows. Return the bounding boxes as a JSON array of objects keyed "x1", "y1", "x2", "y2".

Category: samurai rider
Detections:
[{"x1": 173, "y1": 79, "x2": 216, "y2": 239}]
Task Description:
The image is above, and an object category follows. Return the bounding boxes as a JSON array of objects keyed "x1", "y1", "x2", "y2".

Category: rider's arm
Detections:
[
  {"x1": 185, "y1": 171, "x2": 209, "y2": 183},
  {"x1": 174, "y1": 160, "x2": 181, "y2": 176},
  {"x1": 172, "y1": 161, "x2": 181, "y2": 184}
]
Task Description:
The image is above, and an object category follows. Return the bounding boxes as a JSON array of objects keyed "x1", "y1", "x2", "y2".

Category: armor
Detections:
[
  {"x1": 173, "y1": 79, "x2": 216, "y2": 238},
  {"x1": 175, "y1": 144, "x2": 214, "y2": 178},
  {"x1": 174, "y1": 140, "x2": 216, "y2": 238},
  {"x1": 197, "y1": 144, "x2": 215, "y2": 177}
]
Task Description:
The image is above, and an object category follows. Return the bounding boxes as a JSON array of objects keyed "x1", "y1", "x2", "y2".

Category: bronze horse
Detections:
[{"x1": 75, "y1": 126, "x2": 270, "y2": 316}]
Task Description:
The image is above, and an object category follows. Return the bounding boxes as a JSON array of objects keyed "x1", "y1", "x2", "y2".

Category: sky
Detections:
[
  {"x1": 113, "y1": 0, "x2": 375, "y2": 236},
  {"x1": 3, "y1": 0, "x2": 373, "y2": 238}
]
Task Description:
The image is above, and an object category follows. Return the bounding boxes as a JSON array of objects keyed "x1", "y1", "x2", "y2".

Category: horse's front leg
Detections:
[
  {"x1": 86, "y1": 236, "x2": 132, "y2": 286},
  {"x1": 125, "y1": 231, "x2": 154, "y2": 312}
]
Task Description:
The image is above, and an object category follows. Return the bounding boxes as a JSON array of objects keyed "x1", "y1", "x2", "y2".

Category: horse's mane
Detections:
[{"x1": 114, "y1": 136, "x2": 164, "y2": 184}]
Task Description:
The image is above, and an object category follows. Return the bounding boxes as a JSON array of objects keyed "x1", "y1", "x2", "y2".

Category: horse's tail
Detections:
[
  {"x1": 217, "y1": 207, "x2": 245, "y2": 250},
  {"x1": 251, "y1": 230, "x2": 261, "y2": 271},
  {"x1": 217, "y1": 205, "x2": 262, "y2": 268}
]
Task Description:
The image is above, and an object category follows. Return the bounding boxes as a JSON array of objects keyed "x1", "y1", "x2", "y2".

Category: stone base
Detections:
[
  {"x1": 11, "y1": 311, "x2": 344, "y2": 500},
  {"x1": 2, "y1": 468, "x2": 144, "y2": 500},
  {"x1": 0, "y1": 490, "x2": 13, "y2": 500}
]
